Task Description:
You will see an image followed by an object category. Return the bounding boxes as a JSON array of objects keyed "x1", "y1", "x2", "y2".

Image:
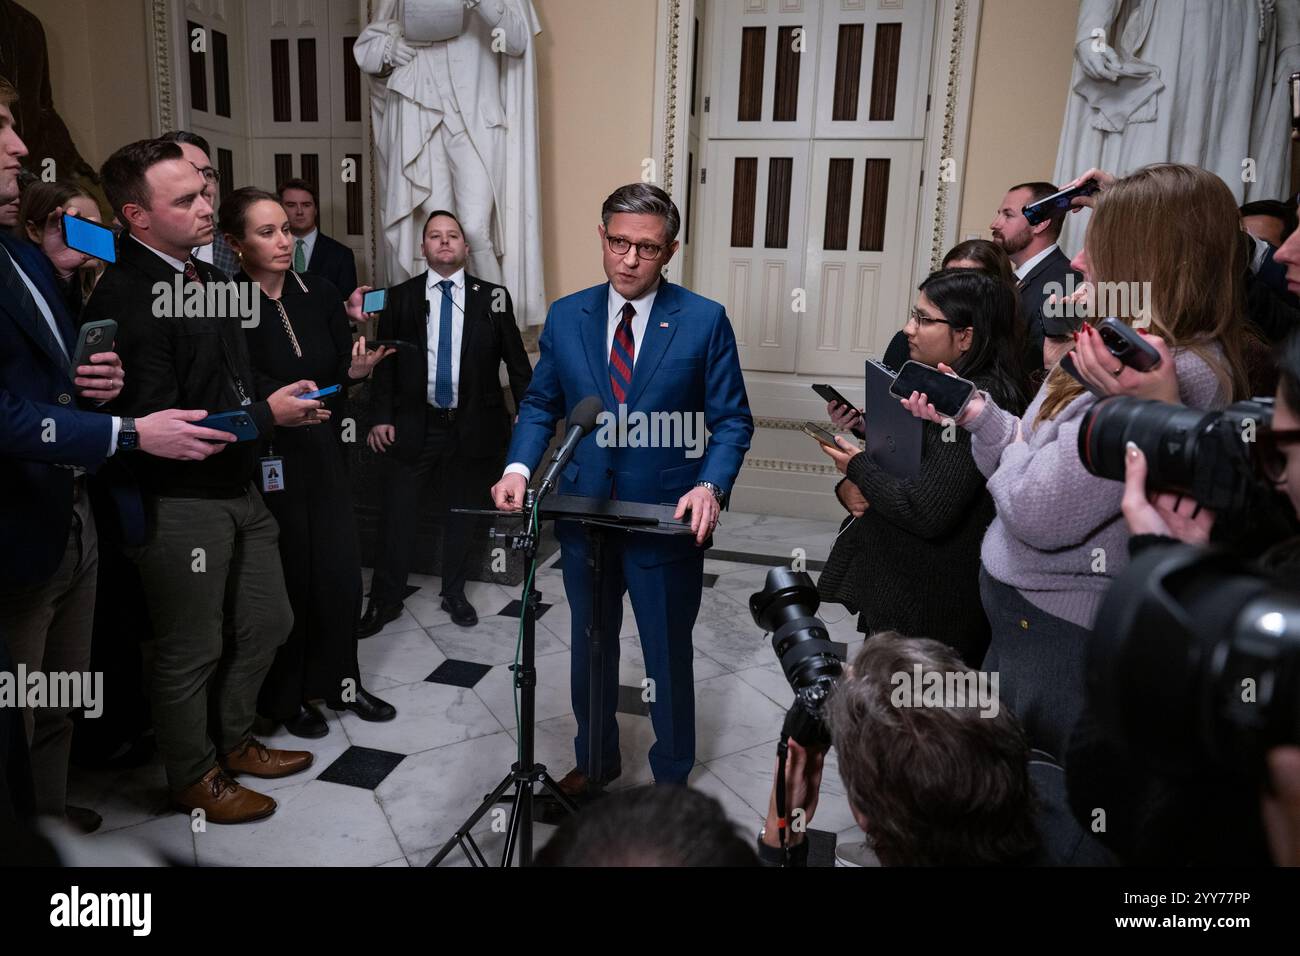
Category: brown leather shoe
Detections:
[
  {"x1": 557, "y1": 762, "x2": 622, "y2": 797},
  {"x1": 220, "y1": 736, "x2": 314, "y2": 779},
  {"x1": 174, "y1": 767, "x2": 276, "y2": 824}
]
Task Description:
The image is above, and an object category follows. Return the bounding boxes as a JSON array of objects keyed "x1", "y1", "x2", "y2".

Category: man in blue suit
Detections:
[
  {"x1": 0, "y1": 81, "x2": 232, "y2": 829},
  {"x1": 491, "y1": 183, "x2": 753, "y2": 790}
]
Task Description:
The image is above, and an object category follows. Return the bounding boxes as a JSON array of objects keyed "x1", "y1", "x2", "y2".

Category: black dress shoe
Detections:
[
  {"x1": 327, "y1": 687, "x2": 397, "y2": 722},
  {"x1": 441, "y1": 594, "x2": 478, "y2": 627},
  {"x1": 282, "y1": 702, "x2": 329, "y2": 739},
  {"x1": 356, "y1": 600, "x2": 402, "y2": 638}
]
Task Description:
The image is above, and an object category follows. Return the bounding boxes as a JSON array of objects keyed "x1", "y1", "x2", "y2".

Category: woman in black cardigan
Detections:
[
  {"x1": 817, "y1": 269, "x2": 1029, "y2": 664},
  {"x1": 220, "y1": 187, "x2": 397, "y2": 738}
]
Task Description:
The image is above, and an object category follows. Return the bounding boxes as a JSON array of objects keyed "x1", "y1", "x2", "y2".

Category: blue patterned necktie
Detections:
[{"x1": 434, "y1": 279, "x2": 454, "y2": 407}]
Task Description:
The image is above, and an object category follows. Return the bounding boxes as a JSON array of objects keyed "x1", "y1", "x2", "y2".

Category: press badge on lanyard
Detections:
[{"x1": 261, "y1": 447, "x2": 285, "y2": 493}]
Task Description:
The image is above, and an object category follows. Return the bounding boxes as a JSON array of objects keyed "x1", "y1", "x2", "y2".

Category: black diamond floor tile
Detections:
[
  {"x1": 317, "y1": 746, "x2": 405, "y2": 790},
  {"x1": 426, "y1": 658, "x2": 493, "y2": 688}
]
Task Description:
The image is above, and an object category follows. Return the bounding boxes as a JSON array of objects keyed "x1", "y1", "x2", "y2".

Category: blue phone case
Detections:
[
  {"x1": 299, "y1": 384, "x2": 341, "y2": 401},
  {"x1": 196, "y1": 410, "x2": 260, "y2": 442},
  {"x1": 62, "y1": 213, "x2": 117, "y2": 263}
]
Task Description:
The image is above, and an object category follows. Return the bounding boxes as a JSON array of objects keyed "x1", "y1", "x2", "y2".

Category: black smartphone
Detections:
[
  {"x1": 1097, "y1": 317, "x2": 1161, "y2": 372},
  {"x1": 801, "y1": 422, "x2": 842, "y2": 449},
  {"x1": 1023, "y1": 179, "x2": 1099, "y2": 225},
  {"x1": 812, "y1": 383, "x2": 853, "y2": 409},
  {"x1": 362, "y1": 288, "x2": 387, "y2": 312},
  {"x1": 1059, "y1": 352, "x2": 1103, "y2": 397},
  {"x1": 61, "y1": 213, "x2": 117, "y2": 263},
  {"x1": 365, "y1": 338, "x2": 414, "y2": 350},
  {"x1": 72, "y1": 319, "x2": 117, "y2": 368},
  {"x1": 889, "y1": 360, "x2": 978, "y2": 419}
]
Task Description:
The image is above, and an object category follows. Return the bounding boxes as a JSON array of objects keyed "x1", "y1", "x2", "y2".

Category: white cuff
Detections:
[
  {"x1": 503, "y1": 462, "x2": 531, "y2": 481},
  {"x1": 108, "y1": 416, "x2": 121, "y2": 456}
]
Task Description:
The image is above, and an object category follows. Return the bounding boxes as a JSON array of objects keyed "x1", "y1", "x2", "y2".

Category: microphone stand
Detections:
[{"x1": 427, "y1": 486, "x2": 579, "y2": 867}]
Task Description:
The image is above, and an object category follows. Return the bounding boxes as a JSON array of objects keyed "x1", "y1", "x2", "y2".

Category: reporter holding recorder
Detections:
[
  {"x1": 901, "y1": 163, "x2": 1250, "y2": 762},
  {"x1": 86, "y1": 139, "x2": 329, "y2": 823},
  {"x1": 817, "y1": 269, "x2": 1029, "y2": 665},
  {"x1": 224, "y1": 187, "x2": 397, "y2": 738}
]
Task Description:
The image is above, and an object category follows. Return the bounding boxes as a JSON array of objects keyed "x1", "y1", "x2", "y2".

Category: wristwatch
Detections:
[
  {"x1": 694, "y1": 480, "x2": 725, "y2": 504},
  {"x1": 117, "y1": 417, "x2": 138, "y2": 452}
]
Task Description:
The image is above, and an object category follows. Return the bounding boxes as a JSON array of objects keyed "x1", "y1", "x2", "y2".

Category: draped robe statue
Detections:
[
  {"x1": 1053, "y1": 0, "x2": 1300, "y2": 254},
  {"x1": 355, "y1": 0, "x2": 545, "y2": 326}
]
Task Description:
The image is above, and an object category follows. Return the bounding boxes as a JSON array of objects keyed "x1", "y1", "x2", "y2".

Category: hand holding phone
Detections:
[
  {"x1": 801, "y1": 422, "x2": 843, "y2": 450},
  {"x1": 1022, "y1": 180, "x2": 1100, "y2": 225},
  {"x1": 298, "y1": 384, "x2": 341, "y2": 401},
  {"x1": 889, "y1": 361, "x2": 978, "y2": 420},
  {"x1": 362, "y1": 288, "x2": 387, "y2": 313}
]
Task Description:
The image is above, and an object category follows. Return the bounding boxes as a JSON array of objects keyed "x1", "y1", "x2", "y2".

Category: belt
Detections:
[{"x1": 427, "y1": 405, "x2": 458, "y2": 424}]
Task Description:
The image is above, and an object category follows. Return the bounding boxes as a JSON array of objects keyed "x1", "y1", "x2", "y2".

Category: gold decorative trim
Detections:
[
  {"x1": 928, "y1": 0, "x2": 968, "y2": 271},
  {"x1": 662, "y1": 0, "x2": 682, "y2": 196},
  {"x1": 744, "y1": 458, "x2": 840, "y2": 476},
  {"x1": 149, "y1": 0, "x2": 176, "y2": 133}
]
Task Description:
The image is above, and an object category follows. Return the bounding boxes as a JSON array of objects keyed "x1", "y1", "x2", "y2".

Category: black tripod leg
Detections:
[
  {"x1": 427, "y1": 770, "x2": 518, "y2": 867},
  {"x1": 537, "y1": 771, "x2": 581, "y2": 815},
  {"x1": 501, "y1": 776, "x2": 527, "y2": 867}
]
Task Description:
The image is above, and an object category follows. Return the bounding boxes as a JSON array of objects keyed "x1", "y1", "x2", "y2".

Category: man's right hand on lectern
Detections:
[{"x1": 491, "y1": 472, "x2": 527, "y2": 512}]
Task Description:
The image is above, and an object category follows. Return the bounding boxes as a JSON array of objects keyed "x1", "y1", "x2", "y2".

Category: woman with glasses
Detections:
[
  {"x1": 219, "y1": 187, "x2": 398, "y2": 739},
  {"x1": 901, "y1": 164, "x2": 1251, "y2": 762},
  {"x1": 817, "y1": 269, "x2": 1031, "y2": 665}
]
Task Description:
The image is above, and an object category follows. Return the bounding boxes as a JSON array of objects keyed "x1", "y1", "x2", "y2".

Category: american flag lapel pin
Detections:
[{"x1": 659, "y1": 321, "x2": 669, "y2": 328}]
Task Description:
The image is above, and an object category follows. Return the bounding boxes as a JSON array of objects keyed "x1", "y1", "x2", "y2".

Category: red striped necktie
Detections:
[{"x1": 609, "y1": 301, "x2": 635, "y2": 403}]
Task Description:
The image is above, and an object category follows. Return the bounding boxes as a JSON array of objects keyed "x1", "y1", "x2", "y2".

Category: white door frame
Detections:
[{"x1": 651, "y1": 0, "x2": 982, "y2": 292}]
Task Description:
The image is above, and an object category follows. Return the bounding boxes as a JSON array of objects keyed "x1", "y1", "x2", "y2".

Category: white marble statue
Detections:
[
  {"x1": 354, "y1": 0, "x2": 545, "y2": 326},
  {"x1": 1053, "y1": 0, "x2": 1300, "y2": 254}
]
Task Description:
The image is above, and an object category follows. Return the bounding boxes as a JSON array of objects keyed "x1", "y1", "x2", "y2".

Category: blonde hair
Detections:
[{"x1": 1036, "y1": 164, "x2": 1250, "y2": 423}]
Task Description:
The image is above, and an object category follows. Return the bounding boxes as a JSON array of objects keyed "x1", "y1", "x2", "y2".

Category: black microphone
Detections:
[{"x1": 538, "y1": 395, "x2": 604, "y2": 498}]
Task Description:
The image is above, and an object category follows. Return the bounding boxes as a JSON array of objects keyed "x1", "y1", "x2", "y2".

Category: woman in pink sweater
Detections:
[{"x1": 902, "y1": 164, "x2": 1252, "y2": 761}]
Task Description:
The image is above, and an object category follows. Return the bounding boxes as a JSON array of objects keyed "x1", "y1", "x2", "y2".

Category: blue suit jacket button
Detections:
[{"x1": 57, "y1": 392, "x2": 72, "y2": 405}]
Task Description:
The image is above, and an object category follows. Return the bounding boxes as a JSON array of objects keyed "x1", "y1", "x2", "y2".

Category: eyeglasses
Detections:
[
  {"x1": 905, "y1": 308, "x2": 954, "y2": 329},
  {"x1": 189, "y1": 161, "x2": 220, "y2": 186},
  {"x1": 1256, "y1": 428, "x2": 1300, "y2": 483},
  {"x1": 606, "y1": 234, "x2": 665, "y2": 261}
]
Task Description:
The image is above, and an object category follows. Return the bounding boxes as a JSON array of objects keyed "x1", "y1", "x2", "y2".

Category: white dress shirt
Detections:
[
  {"x1": 136, "y1": 234, "x2": 189, "y2": 272},
  {"x1": 3, "y1": 244, "x2": 120, "y2": 456},
  {"x1": 504, "y1": 279, "x2": 661, "y2": 481},
  {"x1": 426, "y1": 267, "x2": 466, "y2": 407},
  {"x1": 1014, "y1": 243, "x2": 1060, "y2": 282},
  {"x1": 294, "y1": 228, "x2": 319, "y2": 270},
  {"x1": 192, "y1": 241, "x2": 214, "y2": 265}
]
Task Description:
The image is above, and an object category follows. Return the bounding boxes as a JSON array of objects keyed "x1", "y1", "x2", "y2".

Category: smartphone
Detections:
[
  {"x1": 71, "y1": 319, "x2": 117, "y2": 368},
  {"x1": 365, "y1": 338, "x2": 414, "y2": 350},
  {"x1": 61, "y1": 213, "x2": 117, "y2": 263},
  {"x1": 801, "y1": 422, "x2": 843, "y2": 449},
  {"x1": 195, "y1": 410, "x2": 260, "y2": 442},
  {"x1": 889, "y1": 360, "x2": 978, "y2": 420},
  {"x1": 1059, "y1": 353, "x2": 1103, "y2": 397},
  {"x1": 1022, "y1": 180, "x2": 1099, "y2": 226},
  {"x1": 1097, "y1": 317, "x2": 1161, "y2": 372},
  {"x1": 298, "y1": 384, "x2": 341, "y2": 401},
  {"x1": 812, "y1": 383, "x2": 854, "y2": 409},
  {"x1": 362, "y1": 288, "x2": 387, "y2": 313}
]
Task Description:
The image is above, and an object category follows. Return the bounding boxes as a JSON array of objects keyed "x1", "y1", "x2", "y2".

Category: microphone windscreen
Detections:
[{"x1": 570, "y1": 395, "x2": 604, "y2": 433}]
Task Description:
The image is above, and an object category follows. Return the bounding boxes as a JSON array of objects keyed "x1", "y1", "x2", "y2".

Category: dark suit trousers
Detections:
[
  {"x1": 131, "y1": 487, "x2": 292, "y2": 792},
  {"x1": 558, "y1": 524, "x2": 703, "y2": 784},
  {"x1": 0, "y1": 479, "x2": 96, "y2": 816},
  {"x1": 371, "y1": 415, "x2": 491, "y2": 605}
]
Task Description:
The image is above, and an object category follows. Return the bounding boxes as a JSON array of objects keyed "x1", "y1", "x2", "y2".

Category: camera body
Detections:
[
  {"x1": 1080, "y1": 397, "x2": 1274, "y2": 515},
  {"x1": 1091, "y1": 543, "x2": 1300, "y2": 775}
]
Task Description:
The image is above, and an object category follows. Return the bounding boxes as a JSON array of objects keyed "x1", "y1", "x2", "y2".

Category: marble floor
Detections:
[{"x1": 67, "y1": 511, "x2": 874, "y2": 867}]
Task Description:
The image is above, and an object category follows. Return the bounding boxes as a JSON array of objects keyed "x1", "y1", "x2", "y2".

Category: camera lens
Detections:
[{"x1": 1079, "y1": 397, "x2": 1210, "y2": 494}]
